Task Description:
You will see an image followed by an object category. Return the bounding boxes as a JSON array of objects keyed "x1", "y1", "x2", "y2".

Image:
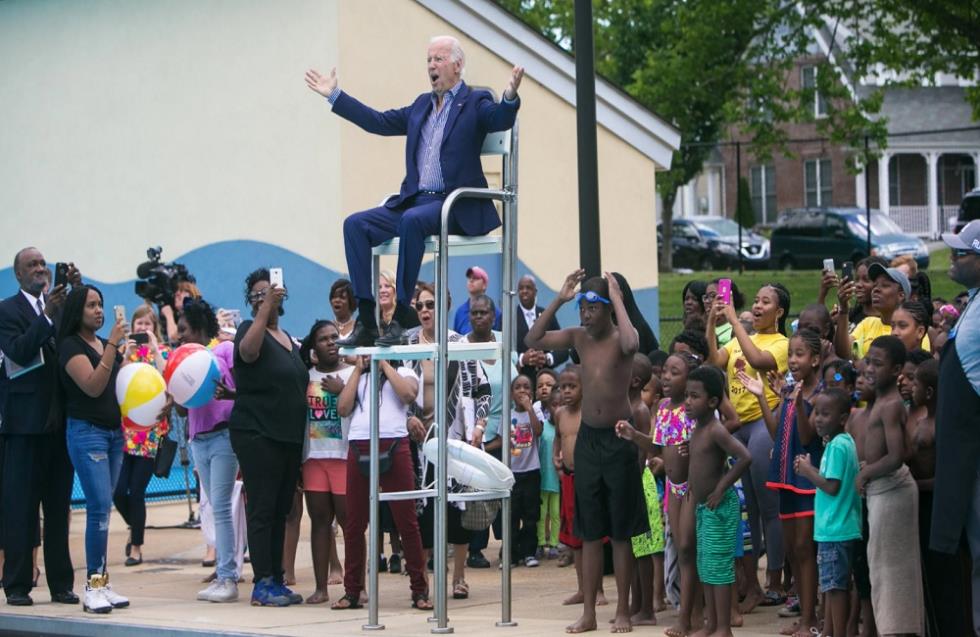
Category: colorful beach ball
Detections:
[
  {"x1": 115, "y1": 363, "x2": 168, "y2": 428},
  {"x1": 164, "y1": 343, "x2": 221, "y2": 408}
]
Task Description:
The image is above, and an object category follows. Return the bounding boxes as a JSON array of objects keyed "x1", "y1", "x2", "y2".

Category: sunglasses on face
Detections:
[
  {"x1": 414, "y1": 300, "x2": 436, "y2": 311},
  {"x1": 575, "y1": 291, "x2": 610, "y2": 305}
]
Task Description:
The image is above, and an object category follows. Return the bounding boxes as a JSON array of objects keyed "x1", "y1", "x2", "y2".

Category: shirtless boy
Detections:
[
  {"x1": 859, "y1": 336, "x2": 923, "y2": 636},
  {"x1": 553, "y1": 366, "x2": 607, "y2": 608},
  {"x1": 528, "y1": 270, "x2": 645, "y2": 634},
  {"x1": 684, "y1": 366, "x2": 751, "y2": 637}
]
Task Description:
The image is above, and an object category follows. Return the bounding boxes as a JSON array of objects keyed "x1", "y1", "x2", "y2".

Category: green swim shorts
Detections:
[{"x1": 695, "y1": 487, "x2": 739, "y2": 585}]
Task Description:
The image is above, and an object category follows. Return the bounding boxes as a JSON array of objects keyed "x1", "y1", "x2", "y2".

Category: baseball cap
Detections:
[
  {"x1": 942, "y1": 220, "x2": 980, "y2": 254},
  {"x1": 465, "y1": 266, "x2": 489, "y2": 284},
  {"x1": 867, "y1": 263, "x2": 911, "y2": 299}
]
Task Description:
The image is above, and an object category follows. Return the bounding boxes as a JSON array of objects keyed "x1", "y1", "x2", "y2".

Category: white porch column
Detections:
[
  {"x1": 855, "y1": 164, "x2": 867, "y2": 207},
  {"x1": 684, "y1": 181, "x2": 697, "y2": 218},
  {"x1": 925, "y1": 152, "x2": 939, "y2": 238},
  {"x1": 707, "y1": 169, "x2": 719, "y2": 215},
  {"x1": 878, "y1": 152, "x2": 891, "y2": 215}
]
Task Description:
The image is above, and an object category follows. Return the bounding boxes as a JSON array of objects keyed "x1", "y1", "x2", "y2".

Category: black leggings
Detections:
[
  {"x1": 510, "y1": 470, "x2": 541, "y2": 562},
  {"x1": 112, "y1": 454, "x2": 155, "y2": 546}
]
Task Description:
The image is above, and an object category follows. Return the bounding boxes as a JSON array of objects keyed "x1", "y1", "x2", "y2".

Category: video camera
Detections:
[{"x1": 134, "y1": 246, "x2": 193, "y2": 307}]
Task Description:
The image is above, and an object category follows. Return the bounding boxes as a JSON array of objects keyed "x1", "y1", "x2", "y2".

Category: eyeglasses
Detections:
[
  {"x1": 575, "y1": 291, "x2": 610, "y2": 305},
  {"x1": 414, "y1": 300, "x2": 436, "y2": 311}
]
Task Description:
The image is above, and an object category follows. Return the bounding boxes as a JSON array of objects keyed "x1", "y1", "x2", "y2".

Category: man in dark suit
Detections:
[
  {"x1": 0, "y1": 248, "x2": 79, "y2": 606},
  {"x1": 306, "y1": 36, "x2": 524, "y2": 346},
  {"x1": 515, "y1": 275, "x2": 568, "y2": 380}
]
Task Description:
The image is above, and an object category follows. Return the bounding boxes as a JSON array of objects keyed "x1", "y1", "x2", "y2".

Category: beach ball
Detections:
[
  {"x1": 116, "y1": 363, "x2": 168, "y2": 428},
  {"x1": 164, "y1": 343, "x2": 221, "y2": 408}
]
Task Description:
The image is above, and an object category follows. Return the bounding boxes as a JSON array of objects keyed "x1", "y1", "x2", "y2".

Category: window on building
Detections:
[
  {"x1": 801, "y1": 65, "x2": 828, "y2": 118},
  {"x1": 750, "y1": 165, "x2": 776, "y2": 223},
  {"x1": 804, "y1": 158, "x2": 832, "y2": 206}
]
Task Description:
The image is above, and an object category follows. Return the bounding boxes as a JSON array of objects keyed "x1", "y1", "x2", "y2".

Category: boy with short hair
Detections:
[
  {"x1": 684, "y1": 365, "x2": 751, "y2": 637},
  {"x1": 858, "y1": 335, "x2": 924, "y2": 636},
  {"x1": 794, "y1": 388, "x2": 861, "y2": 637},
  {"x1": 509, "y1": 375, "x2": 545, "y2": 568},
  {"x1": 527, "y1": 270, "x2": 645, "y2": 634}
]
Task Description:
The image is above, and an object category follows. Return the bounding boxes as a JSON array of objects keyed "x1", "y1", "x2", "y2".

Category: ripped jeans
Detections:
[{"x1": 67, "y1": 418, "x2": 123, "y2": 577}]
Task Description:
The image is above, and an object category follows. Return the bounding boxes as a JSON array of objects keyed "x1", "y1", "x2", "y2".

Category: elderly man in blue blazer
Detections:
[{"x1": 307, "y1": 35, "x2": 524, "y2": 346}]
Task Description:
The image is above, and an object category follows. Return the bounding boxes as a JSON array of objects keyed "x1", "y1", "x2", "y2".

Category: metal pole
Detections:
[
  {"x1": 864, "y1": 135, "x2": 872, "y2": 256},
  {"x1": 364, "y1": 355, "x2": 383, "y2": 631},
  {"x1": 433, "y1": 193, "x2": 452, "y2": 635},
  {"x1": 736, "y1": 141, "x2": 744, "y2": 274},
  {"x1": 574, "y1": 0, "x2": 601, "y2": 276},
  {"x1": 497, "y1": 124, "x2": 519, "y2": 627}
]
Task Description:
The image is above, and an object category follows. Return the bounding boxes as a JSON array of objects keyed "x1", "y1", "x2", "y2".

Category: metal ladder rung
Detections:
[
  {"x1": 339, "y1": 341, "x2": 501, "y2": 361},
  {"x1": 372, "y1": 234, "x2": 502, "y2": 257},
  {"x1": 378, "y1": 488, "x2": 436, "y2": 502},
  {"x1": 448, "y1": 490, "x2": 510, "y2": 502}
]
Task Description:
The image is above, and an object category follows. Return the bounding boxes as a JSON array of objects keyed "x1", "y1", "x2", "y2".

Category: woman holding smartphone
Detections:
[
  {"x1": 59, "y1": 285, "x2": 135, "y2": 614},
  {"x1": 113, "y1": 306, "x2": 171, "y2": 567}
]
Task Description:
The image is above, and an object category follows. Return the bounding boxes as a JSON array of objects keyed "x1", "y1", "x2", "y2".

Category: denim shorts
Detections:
[{"x1": 817, "y1": 540, "x2": 856, "y2": 592}]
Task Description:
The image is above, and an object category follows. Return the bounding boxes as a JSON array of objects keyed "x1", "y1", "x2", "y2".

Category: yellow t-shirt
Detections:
[
  {"x1": 850, "y1": 316, "x2": 930, "y2": 358},
  {"x1": 725, "y1": 332, "x2": 789, "y2": 424}
]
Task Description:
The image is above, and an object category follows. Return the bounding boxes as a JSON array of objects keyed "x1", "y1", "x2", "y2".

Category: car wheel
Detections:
[
  {"x1": 780, "y1": 255, "x2": 795, "y2": 271},
  {"x1": 700, "y1": 255, "x2": 715, "y2": 271}
]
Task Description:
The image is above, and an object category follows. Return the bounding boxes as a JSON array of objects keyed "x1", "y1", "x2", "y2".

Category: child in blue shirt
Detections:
[{"x1": 795, "y1": 388, "x2": 861, "y2": 637}]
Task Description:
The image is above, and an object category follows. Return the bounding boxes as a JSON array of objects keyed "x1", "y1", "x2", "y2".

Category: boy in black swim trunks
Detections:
[{"x1": 526, "y1": 269, "x2": 647, "y2": 634}]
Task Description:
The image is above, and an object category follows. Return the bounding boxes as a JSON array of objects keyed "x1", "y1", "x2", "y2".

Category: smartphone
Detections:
[
  {"x1": 113, "y1": 305, "x2": 126, "y2": 323},
  {"x1": 131, "y1": 332, "x2": 150, "y2": 345},
  {"x1": 54, "y1": 262, "x2": 69, "y2": 287},
  {"x1": 823, "y1": 258, "x2": 835, "y2": 273},
  {"x1": 269, "y1": 267, "x2": 283, "y2": 289},
  {"x1": 718, "y1": 278, "x2": 732, "y2": 305},
  {"x1": 842, "y1": 261, "x2": 854, "y2": 281}
]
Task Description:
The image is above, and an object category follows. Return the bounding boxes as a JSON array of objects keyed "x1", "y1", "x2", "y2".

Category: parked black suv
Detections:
[{"x1": 657, "y1": 219, "x2": 740, "y2": 270}]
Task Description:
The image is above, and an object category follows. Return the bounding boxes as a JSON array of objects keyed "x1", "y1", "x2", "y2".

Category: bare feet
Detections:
[
  {"x1": 730, "y1": 609, "x2": 743, "y2": 627},
  {"x1": 285, "y1": 575, "x2": 297, "y2": 586},
  {"x1": 328, "y1": 568, "x2": 343, "y2": 586},
  {"x1": 654, "y1": 600, "x2": 668, "y2": 613},
  {"x1": 689, "y1": 629, "x2": 710, "y2": 637},
  {"x1": 566, "y1": 613, "x2": 598, "y2": 634},
  {"x1": 779, "y1": 622, "x2": 799, "y2": 636},
  {"x1": 707, "y1": 630, "x2": 734, "y2": 637},
  {"x1": 738, "y1": 589, "x2": 764, "y2": 615},
  {"x1": 563, "y1": 591, "x2": 585, "y2": 605},
  {"x1": 663, "y1": 624, "x2": 690, "y2": 637},
  {"x1": 630, "y1": 610, "x2": 657, "y2": 626},
  {"x1": 610, "y1": 613, "x2": 633, "y2": 633},
  {"x1": 597, "y1": 591, "x2": 609, "y2": 606},
  {"x1": 306, "y1": 590, "x2": 329, "y2": 604}
]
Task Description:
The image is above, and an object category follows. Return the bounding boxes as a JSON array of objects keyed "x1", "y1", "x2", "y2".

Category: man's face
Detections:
[
  {"x1": 427, "y1": 40, "x2": 461, "y2": 95},
  {"x1": 866, "y1": 346, "x2": 900, "y2": 391},
  {"x1": 518, "y1": 277, "x2": 537, "y2": 309},
  {"x1": 15, "y1": 248, "x2": 49, "y2": 295},
  {"x1": 949, "y1": 250, "x2": 980, "y2": 289},
  {"x1": 466, "y1": 275, "x2": 487, "y2": 296}
]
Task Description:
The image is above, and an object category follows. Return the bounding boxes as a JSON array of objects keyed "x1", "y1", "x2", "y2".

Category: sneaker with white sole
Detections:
[
  {"x1": 83, "y1": 577, "x2": 112, "y2": 614},
  {"x1": 524, "y1": 556, "x2": 540, "y2": 568},
  {"x1": 197, "y1": 580, "x2": 222, "y2": 602},
  {"x1": 102, "y1": 584, "x2": 129, "y2": 609},
  {"x1": 209, "y1": 578, "x2": 239, "y2": 603}
]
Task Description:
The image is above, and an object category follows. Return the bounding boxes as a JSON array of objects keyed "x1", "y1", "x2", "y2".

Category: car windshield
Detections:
[
  {"x1": 845, "y1": 212, "x2": 905, "y2": 238},
  {"x1": 694, "y1": 218, "x2": 741, "y2": 237}
]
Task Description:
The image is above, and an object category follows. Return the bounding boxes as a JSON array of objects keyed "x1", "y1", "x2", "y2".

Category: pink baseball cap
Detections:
[{"x1": 466, "y1": 266, "x2": 489, "y2": 284}]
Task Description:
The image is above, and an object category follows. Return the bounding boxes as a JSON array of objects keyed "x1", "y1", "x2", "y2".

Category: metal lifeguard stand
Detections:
[{"x1": 341, "y1": 120, "x2": 520, "y2": 633}]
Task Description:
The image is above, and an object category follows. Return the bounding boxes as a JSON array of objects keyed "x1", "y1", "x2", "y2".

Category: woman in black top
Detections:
[
  {"x1": 229, "y1": 269, "x2": 308, "y2": 607},
  {"x1": 59, "y1": 285, "x2": 132, "y2": 614}
]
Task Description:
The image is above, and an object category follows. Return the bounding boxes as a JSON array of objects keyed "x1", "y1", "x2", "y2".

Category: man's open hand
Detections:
[
  {"x1": 306, "y1": 67, "x2": 338, "y2": 97},
  {"x1": 503, "y1": 66, "x2": 524, "y2": 100}
]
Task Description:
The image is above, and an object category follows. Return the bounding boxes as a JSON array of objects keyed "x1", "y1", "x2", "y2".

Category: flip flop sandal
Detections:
[
  {"x1": 412, "y1": 593, "x2": 434, "y2": 610},
  {"x1": 331, "y1": 593, "x2": 363, "y2": 610},
  {"x1": 452, "y1": 580, "x2": 469, "y2": 599}
]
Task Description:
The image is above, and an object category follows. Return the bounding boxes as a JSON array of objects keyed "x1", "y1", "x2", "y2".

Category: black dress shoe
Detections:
[
  {"x1": 6, "y1": 592, "x2": 33, "y2": 606},
  {"x1": 466, "y1": 553, "x2": 491, "y2": 569},
  {"x1": 125, "y1": 556, "x2": 143, "y2": 567},
  {"x1": 338, "y1": 322, "x2": 379, "y2": 348},
  {"x1": 51, "y1": 590, "x2": 79, "y2": 604},
  {"x1": 394, "y1": 302, "x2": 421, "y2": 329},
  {"x1": 375, "y1": 320, "x2": 407, "y2": 347}
]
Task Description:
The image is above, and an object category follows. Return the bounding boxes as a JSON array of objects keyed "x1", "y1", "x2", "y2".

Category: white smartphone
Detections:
[
  {"x1": 823, "y1": 258, "x2": 835, "y2": 273},
  {"x1": 113, "y1": 305, "x2": 126, "y2": 323},
  {"x1": 269, "y1": 267, "x2": 283, "y2": 289}
]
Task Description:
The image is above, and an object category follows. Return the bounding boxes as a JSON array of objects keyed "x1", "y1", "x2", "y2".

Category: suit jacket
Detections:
[
  {"x1": 331, "y1": 82, "x2": 519, "y2": 236},
  {"x1": 0, "y1": 292, "x2": 63, "y2": 435},
  {"x1": 515, "y1": 304, "x2": 568, "y2": 379}
]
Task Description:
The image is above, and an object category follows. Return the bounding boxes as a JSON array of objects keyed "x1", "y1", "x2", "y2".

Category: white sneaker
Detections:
[
  {"x1": 83, "y1": 585, "x2": 112, "y2": 614},
  {"x1": 197, "y1": 580, "x2": 222, "y2": 602},
  {"x1": 102, "y1": 584, "x2": 129, "y2": 609},
  {"x1": 209, "y1": 578, "x2": 239, "y2": 603},
  {"x1": 524, "y1": 556, "x2": 540, "y2": 568}
]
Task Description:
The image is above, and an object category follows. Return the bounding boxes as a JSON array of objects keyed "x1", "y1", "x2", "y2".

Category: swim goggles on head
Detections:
[{"x1": 575, "y1": 291, "x2": 610, "y2": 305}]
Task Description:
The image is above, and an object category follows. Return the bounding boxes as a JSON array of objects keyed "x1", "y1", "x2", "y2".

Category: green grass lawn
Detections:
[{"x1": 657, "y1": 247, "x2": 963, "y2": 340}]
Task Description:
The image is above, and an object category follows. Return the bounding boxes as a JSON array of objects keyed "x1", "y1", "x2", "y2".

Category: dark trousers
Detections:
[
  {"x1": 510, "y1": 470, "x2": 541, "y2": 562},
  {"x1": 230, "y1": 430, "x2": 301, "y2": 583},
  {"x1": 344, "y1": 438, "x2": 427, "y2": 597},
  {"x1": 1, "y1": 432, "x2": 74, "y2": 596},
  {"x1": 343, "y1": 193, "x2": 466, "y2": 307},
  {"x1": 112, "y1": 454, "x2": 155, "y2": 546}
]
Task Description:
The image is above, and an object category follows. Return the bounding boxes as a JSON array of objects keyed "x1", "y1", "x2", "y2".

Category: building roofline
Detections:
[{"x1": 417, "y1": 0, "x2": 682, "y2": 169}]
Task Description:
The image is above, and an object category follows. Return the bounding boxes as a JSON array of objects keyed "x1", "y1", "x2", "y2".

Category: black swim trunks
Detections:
[{"x1": 573, "y1": 421, "x2": 649, "y2": 542}]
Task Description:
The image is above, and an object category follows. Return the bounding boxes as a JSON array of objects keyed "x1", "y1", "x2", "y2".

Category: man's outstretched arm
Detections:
[{"x1": 306, "y1": 66, "x2": 411, "y2": 136}]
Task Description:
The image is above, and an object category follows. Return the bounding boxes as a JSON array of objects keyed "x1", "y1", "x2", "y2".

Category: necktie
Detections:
[{"x1": 36, "y1": 298, "x2": 44, "y2": 317}]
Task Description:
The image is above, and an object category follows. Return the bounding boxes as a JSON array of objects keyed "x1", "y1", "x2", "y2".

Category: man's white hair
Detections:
[{"x1": 430, "y1": 35, "x2": 465, "y2": 69}]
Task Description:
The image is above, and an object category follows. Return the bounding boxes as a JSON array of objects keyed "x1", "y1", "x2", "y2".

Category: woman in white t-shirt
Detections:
[
  {"x1": 299, "y1": 320, "x2": 354, "y2": 604},
  {"x1": 334, "y1": 354, "x2": 432, "y2": 611}
]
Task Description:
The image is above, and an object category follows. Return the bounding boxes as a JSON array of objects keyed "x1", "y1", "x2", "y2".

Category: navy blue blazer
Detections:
[
  {"x1": 332, "y1": 82, "x2": 519, "y2": 236},
  {"x1": 0, "y1": 292, "x2": 63, "y2": 435}
]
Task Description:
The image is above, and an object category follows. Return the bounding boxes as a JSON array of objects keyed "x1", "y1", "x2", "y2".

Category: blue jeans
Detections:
[
  {"x1": 66, "y1": 418, "x2": 123, "y2": 577},
  {"x1": 191, "y1": 428, "x2": 239, "y2": 580}
]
